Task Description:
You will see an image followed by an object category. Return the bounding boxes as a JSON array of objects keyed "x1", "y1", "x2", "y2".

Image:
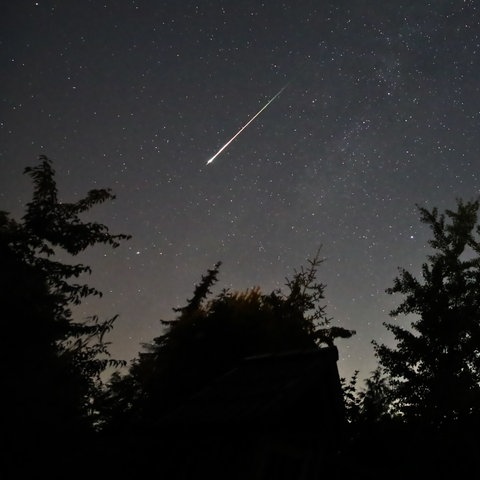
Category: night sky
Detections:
[{"x1": 2, "y1": 1, "x2": 479, "y2": 382}]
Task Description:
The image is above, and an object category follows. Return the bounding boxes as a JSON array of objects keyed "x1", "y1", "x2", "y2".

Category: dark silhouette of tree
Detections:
[
  {"x1": 358, "y1": 367, "x2": 393, "y2": 424},
  {"x1": 102, "y1": 250, "x2": 355, "y2": 431},
  {"x1": 340, "y1": 370, "x2": 362, "y2": 424},
  {"x1": 374, "y1": 199, "x2": 480, "y2": 428},
  {"x1": 341, "y1": 367, "x2": 394, "y2": 432},
  {"x1": 1, "y1": 156, "x2": 130, "y2": 451},
  {"x1": 338, "y1": 368, "x2": 400, "y2": 478}
]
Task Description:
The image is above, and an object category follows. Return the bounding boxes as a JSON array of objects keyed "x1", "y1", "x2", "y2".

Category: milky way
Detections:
[{"x1": 1, "y1": 1, "x2": 479, "y2": 382}]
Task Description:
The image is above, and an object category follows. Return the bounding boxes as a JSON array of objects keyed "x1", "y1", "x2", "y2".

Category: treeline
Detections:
[{"x1": 2, "y1": 156, "x2": 480, "y2": 476}]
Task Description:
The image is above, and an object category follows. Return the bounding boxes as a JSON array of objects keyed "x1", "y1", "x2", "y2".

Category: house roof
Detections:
[{"x1": 160, "y1": 346, "x2": 344, "y2": 429}]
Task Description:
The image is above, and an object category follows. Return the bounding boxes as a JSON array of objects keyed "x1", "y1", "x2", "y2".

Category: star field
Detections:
[{"x1": 1, "y1": 1, "x2": 480, "y2": 381}]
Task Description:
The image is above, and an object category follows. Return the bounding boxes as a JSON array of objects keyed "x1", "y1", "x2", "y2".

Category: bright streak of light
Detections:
[{"x1": 206, "y1": 84, "x2": 288, "y2": 165}]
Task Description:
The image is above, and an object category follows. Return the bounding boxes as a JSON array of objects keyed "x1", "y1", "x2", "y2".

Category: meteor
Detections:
[{"x1": 206, "y1": 84, "x2": 288, "y2": 165}]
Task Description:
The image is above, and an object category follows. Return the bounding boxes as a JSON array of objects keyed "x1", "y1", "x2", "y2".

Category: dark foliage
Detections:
[
  {"x1": 374, "y1": 199, "x2": 480, "y2": 427},
  {"x1": 1, "y1": 156, "x2": 129, "y2": 456},
  {"x1": 8, "y1": 158, "x2": 480, "y2": 476},
  {"x1": 101, "y1": 250, "x2": 355, "y2": 431}
]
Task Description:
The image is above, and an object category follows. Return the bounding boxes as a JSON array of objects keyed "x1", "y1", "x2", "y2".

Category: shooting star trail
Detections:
[{"x1": 206, "y1": 84, "x2": 288, "y2": 165}]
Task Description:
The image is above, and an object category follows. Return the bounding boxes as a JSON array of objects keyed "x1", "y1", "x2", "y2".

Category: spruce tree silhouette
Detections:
[
  {"x1": 375, "y1": 199, "x2": 480, "y2": 426},
  {"x1": 369, "y1": 199, "x2": 480, "y2": 477}
]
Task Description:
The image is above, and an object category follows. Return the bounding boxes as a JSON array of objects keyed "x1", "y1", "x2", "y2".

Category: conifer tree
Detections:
[{"x1": 374, "y1": 199, "x2": 480, "y2": 427}]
